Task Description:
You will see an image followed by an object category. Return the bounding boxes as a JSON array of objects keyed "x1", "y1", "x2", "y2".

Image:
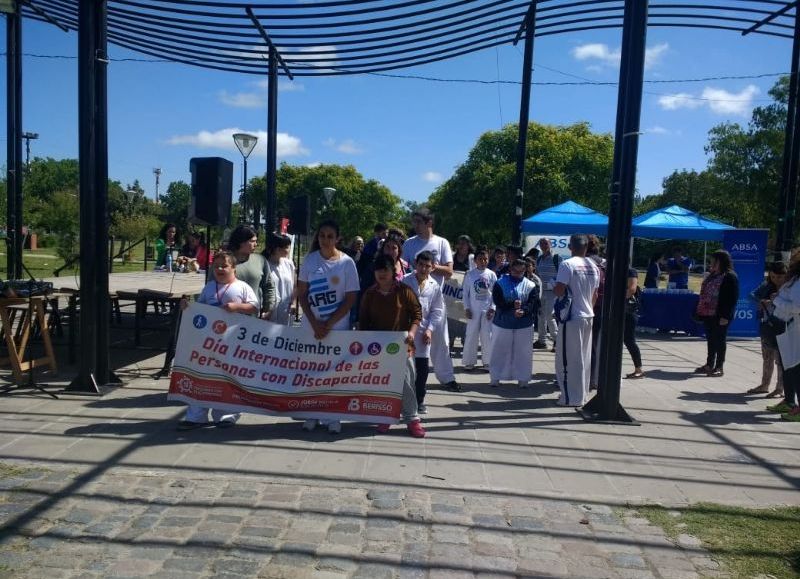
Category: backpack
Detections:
[{"x1": 588, "y1": 256, "x2": 606, "y2": 313}]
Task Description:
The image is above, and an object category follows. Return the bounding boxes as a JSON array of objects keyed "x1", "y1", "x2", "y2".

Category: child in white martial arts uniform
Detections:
[
  {"x1": 490, "y1": 259, "x2": 540, "y2": 388},
  {"x1": 402, "y1": 251, "x2": 445, "y2": 414},
  {"x1": 178, "y1": 251, "x2": 258, "y2": 430},
  {"x1": 462, "y1": 247, "x2": 497, "y2": 370}
]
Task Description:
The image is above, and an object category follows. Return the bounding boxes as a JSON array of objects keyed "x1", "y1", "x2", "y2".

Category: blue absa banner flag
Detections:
[{"x1": 723, "y1": 229, "x2": 768, "y2": 338}]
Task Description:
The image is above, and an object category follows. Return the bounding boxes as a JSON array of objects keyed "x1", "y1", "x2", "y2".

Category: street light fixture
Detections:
[
  {"x1": 21, "y1": 131, "x2": 38, "y2": 169},
  {"x1": 323, "y1": 187, "x2": 336, "y2": 205},
  {"x1": 233, "y1": 133, "x2": 258, "y2": 225}
]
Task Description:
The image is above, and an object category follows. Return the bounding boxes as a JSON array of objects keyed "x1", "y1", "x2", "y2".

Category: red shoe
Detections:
[
  {"x1": 407, "y1": 421, "x2": 426, "y2": 438},
  {"x1": 376, "y1": 423, "x2": 391, "y2": 434}
]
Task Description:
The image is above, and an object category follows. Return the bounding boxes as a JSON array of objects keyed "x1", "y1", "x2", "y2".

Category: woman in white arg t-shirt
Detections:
[{"x1": 297, "y1": 219, "x2": 360, "y2": 434}]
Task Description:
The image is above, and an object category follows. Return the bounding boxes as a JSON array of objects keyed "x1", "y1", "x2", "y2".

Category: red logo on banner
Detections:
[
  {"x1": 212, "y1": 320, "x2": 227, "y2": 334},
  {"x1": 349, "y1": 341, "x2": 363, "y2": 356}
]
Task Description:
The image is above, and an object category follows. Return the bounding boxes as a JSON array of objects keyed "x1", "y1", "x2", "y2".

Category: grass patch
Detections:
[
  {"x1": 0, "y1": 463, "x2": 35, "y2": 480},
  {"x1": 636, "y1": 503, "x2": 800, "y2": 579}
]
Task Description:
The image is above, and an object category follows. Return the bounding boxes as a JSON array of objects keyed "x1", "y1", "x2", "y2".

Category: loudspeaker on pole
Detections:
[
  {"x1": 287, "y1": 195, "x2": 310, "y2": 235},
  {"x1": 189, "y1": 157, "x2": 233, "y2": 227}
]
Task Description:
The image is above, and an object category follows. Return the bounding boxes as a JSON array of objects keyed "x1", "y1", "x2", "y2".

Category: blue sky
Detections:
[{"x1": 1, "y1": 15, "x2": 792, "y2": 208}]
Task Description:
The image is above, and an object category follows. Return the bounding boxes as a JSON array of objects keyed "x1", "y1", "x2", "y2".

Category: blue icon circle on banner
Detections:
[{"x1": 193, "y1": 315, "x2": 207, "y2": 329}]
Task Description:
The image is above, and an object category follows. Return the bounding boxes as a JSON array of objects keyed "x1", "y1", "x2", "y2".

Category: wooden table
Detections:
[
  {"x1": 46, "y1": 272, "x2": 206, "y2": 374},
  {"x1": 0, "y1": 296, "x2": 57, "y2": 384}
]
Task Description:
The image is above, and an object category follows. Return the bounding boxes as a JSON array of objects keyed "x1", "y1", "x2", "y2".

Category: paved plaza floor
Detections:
[{"x1": 0, "y1": 333, "x2": 797, "y2": 577}]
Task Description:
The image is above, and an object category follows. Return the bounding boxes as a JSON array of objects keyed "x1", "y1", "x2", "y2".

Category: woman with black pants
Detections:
[
  {"x1": 624, "y1": 267, "x2": 644, "y2": 379},
  {"x1": 695, "y1": 250, "x2": 739, "y2": 377}
]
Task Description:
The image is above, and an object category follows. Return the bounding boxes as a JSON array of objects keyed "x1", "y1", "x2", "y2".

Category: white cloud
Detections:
[
  {"x1": 658, "y1": 93, "x2": 704, "y2": 110},
  {"x1": 571, "y1": 42, "x2": 668, "y2": 70},
  {"x1": 422, "y1": 171, "x2": 443, "y2": 183},
  {"x1": 167, "y1": 127, "x2": 309, "y2": 158},
  {"x1": 703, "y1": 85, "x2": 760, "y2": 115},
  {"x1": 323, "y1": 138, "x2": 364, "y2": 154},
  {"x1": 646, "y1": 125, "x2": 671, "y2": 135},
  {"x1": 572, "y1": 43, "x2": 620, "y2": 67},
  {"x1": 219, "y1": 90, "x2": 265, "y2": 109},
  {"x1": 657, "y1": 85, "x2": 759, "y2": 116},
  {"x1": 254, "y1": 79, "x2": 306, "y2": 92}
]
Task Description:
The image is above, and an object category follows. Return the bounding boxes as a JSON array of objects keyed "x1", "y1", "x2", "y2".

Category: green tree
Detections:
[
  {"x1": 427, "y1": 122, "x2": 614, "y2": 244},
  {"x1": 159, "y1": 180, "x2": 192, "y2": 234},
  {"x1": 267, "y1": 163, "x2": 404, "y2": 242},
  {"x1": 644, "y1": 76, "x2": 788, "y2": 238}
]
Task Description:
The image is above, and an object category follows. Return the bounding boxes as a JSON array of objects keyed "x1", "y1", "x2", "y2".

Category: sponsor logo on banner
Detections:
[
  {"x1": 723, "y1": 229, "x2": 768, "y2": 338},
  {"x1": 168, "y1": 303, "x2": 407, "y2": 423}
]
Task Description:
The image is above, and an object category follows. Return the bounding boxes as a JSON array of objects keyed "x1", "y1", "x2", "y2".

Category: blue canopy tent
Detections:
[
  {"x1": 632, "y1": 205, "x2": 734, "y2": 240},
  {"x1": 521, "y1": 201, "x2": 608, "y2": 236}
]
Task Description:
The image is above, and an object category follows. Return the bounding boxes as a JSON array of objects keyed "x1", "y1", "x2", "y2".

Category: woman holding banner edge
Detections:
[{"x1": 297, "y1": 219, "x2": 360, "y2": 434}]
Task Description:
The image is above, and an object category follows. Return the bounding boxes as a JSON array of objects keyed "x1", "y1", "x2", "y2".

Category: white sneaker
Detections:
[
  {"x1": 327, "y1": 420, "x2": 341, "y2": 434},
  {"x1": 302, "y1": 419, "x2": 318, "y2": 431}
]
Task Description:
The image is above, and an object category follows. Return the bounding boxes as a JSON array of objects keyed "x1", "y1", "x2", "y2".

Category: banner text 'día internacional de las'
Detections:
[{"x1": 168, "y1": 303, "x2": 407, "y2": 423}]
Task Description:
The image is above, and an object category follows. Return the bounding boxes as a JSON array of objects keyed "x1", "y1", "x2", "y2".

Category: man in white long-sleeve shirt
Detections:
[{"x1": 403, "y1": 208, "x2": 461, "y2": 392}]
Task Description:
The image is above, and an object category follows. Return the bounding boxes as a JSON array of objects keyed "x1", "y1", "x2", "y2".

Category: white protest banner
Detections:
[
  {"x1": 441, "y1": 270, "x2": 466, "y2": 324},
  {"x1": 168, "y1": 303, "x2": 407, "y2": 423}
]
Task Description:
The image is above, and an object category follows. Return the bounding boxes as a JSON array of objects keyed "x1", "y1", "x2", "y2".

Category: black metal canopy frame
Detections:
[{"x1": 4, "y1": 1, "x2": 798, "y2": 416}]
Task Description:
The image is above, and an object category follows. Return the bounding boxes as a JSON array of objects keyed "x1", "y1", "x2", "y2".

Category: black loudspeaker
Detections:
[
  {"x1": 287, "y1": 195, "x2": 310, "y2": 235},
  {"x1": 189, "y1": 157, "x2": 233, "y2": 227}
]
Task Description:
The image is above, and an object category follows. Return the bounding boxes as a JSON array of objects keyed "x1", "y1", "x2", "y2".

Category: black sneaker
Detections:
[
  {"x1": 418, "y1": 404, "x2": 428, "y2": 414},
  {"x1": 445, "y1": 381, "x2": 462, "y2": 392},
  {"x1": 532, "y1": 341, "x2": 548, "y2": 350}
]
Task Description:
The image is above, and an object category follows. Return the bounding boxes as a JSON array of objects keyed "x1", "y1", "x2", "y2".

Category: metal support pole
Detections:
[
  {"x1": 266, "y1": 45, "x2": 278, "y2": 234},
  {"x1": 513, "y1": 2, "x2": 536, "y2": 247},
  {"x1": 243, "y1": 156, "x2": 248, "y2": 225},
  {"x1": 67, "y1": 0, "x2": 103, "y2": 394},
  {"x1": 93, "y1": 0, "x2": 117, "y2": 387},
  {"x1": 580, "y1": 0, "x2": 648, "y2": 424},
  {"x1": 776, "y1": 6, "x2": 800, "y2": 262},
  {"x1": 6, "y1": 6, "x2": 22, "y2": 280}
]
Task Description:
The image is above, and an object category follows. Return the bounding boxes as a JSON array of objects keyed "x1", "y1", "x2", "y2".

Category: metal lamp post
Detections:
[
  {"x1": 21, "y1": 131, "x2": 38, "y2": 170},
  {"x1": 233, "y1": 132, "x2": 258, "y2": 226},
  {"x1": 153, "y1": 167, "x2": 161, "y2": 203}
]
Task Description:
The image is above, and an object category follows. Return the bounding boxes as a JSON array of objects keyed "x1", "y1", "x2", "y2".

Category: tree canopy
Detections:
[
  {"x1": 637, "y1": 76, "x2": 787, "y2": 240},
  {"x1": 247, "y1": 163, "x2": 405, "y2": 242},
  {"x1": 427, "y1": 122, "x2": 614, "y2": 244}
]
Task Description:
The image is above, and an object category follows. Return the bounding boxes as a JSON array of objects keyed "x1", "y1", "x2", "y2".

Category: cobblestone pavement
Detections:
[{"x1": 0, "y1": 465, "x2": 725, "y2": 579}]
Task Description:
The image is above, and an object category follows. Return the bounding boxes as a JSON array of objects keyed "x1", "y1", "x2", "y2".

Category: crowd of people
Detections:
[{"x1": 174, "y1": 208, "x2": 800, "y2": 432}]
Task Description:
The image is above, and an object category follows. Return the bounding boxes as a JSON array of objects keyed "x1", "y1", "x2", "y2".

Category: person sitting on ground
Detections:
[
  {"x1": 402, "y1": 250, "x2": 445, "y2": 418},
  {"x1": 177, "y1": 250, "x2": 258, "y2": 431},
  {"x1": 359, "y1": 254, "x2": 426, "y2": 438},
  {"x1": 490, "y1": 258, "x2": 540, "y2": 389}
]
